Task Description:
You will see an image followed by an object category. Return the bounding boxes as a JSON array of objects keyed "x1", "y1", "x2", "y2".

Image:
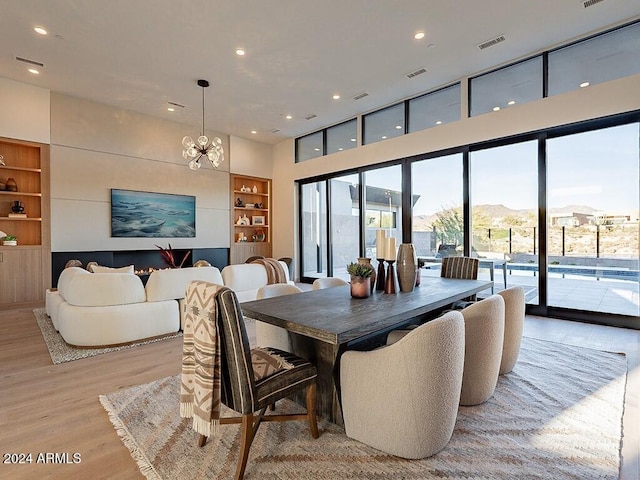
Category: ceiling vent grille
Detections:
[
  {"x1": 477, "y1": 35, "x2": 505, "y2": 50},
  {"x1": 406, "y1": 67, "x2": 427, "y2": 79},
  {"x1": 353, "y1": 92, "x2": 369, "y2": 100},
  {"x1": 582, "y1": 0, "x2": 605, "y2": 7},
  {"x1": 15, "y1": 56, "x2": 44, "y2": 67},
  {"x1": 305, "y1": 114, "x2": 317, "y2": 120},
  {"x1": 167, "y1": 101, "x2": 185, "y2": 108},
  {"x1": 269, "y1": 128, "x2": 281, "y2": 134}
]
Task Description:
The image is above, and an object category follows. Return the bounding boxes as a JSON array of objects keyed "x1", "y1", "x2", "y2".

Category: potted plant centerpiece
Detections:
[
  {"x1": 2, "y1": 234, "x2": 17, "y2": 246},
  {"x1": 346, "y1": 261, "x2": 374, "y2": 298}
]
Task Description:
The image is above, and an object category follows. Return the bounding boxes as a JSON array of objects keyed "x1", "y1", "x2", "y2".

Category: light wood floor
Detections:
[{"x1": 0, "y1": 305, "x2": 638, "y2": 480}]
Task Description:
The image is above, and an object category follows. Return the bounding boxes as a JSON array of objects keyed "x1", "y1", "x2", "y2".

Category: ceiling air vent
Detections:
[
  {"x1": 167, "y1": 101, "x2": 185, "y2": 109},
  {"x1": 269, "y1": 128, "x2": 281, "y2": 134},
  {"x1": 353, "y1": 92, "x2": 369, "y2": 100},
  {"x1": 406, "y1": 67, "x2": 427, "y2": 79},
  {"x1": 15, "y1": 56, "x2": 44, "y2": 67},
  {"x1": 305, "y1": 114, "x2": 317, "y2": 120},
  {"x1": 477, "y1": 35, "x2": 505, "y2": 50},
  {"x1": 582, "y1": 0, "x2": 605, "y2": 7}
]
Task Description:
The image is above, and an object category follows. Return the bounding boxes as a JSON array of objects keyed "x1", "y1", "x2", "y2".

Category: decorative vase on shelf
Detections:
[
  {"x1": 396, "y1": 243, "x2": 417, "y2": 292},
  {"x1": 357, "y1": 257, "x2": 376, "y2": 290},
  {"x1": 5, "y1": 178, "x2": 17, "y2": 192},
  {"x1": 350, "y1": 275, "x2": 371, "y2": 299}
]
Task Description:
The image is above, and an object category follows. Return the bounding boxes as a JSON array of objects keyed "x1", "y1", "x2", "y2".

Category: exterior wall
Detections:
[{"x1": 271, "y1": 73, "x2": 640, "y2": 263}]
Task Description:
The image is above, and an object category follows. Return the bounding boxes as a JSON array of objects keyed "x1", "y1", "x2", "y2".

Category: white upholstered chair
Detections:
[
  {"x1": 311, "y1": 277, "x2": 349, "y2": 290},
  {"x1": 255, "y1": 284, "x2": 303, "y2": 352},
  {"x1": 340, "y1": 311, "x2": 465, "y2": 459},
  {"x1": 459, "y1": 294, "x2": 505, "y2": 405},
  {"x1": 498, "y1": 286, "x2": 525, "y2": 374}
]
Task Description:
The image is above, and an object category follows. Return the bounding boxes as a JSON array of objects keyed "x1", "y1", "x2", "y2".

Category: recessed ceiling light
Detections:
[
  {"x1": 251, "y1": 130, "x2": 257, "y2": 134},
  {"x1": 414, "y1": 32, "x2": 425, "y2": 40},
  {"x1": 285, "y1": 114, "x2": 293, "y2": 120},
  {"x1": 167, "y1": 107, "x2": 175, "y2": 112},
  {"x1": 332, "y1": 94, "x2": 340, "y2": 100},
  {"x1": 395, "y1": 125, "x2": 402, "y2": 130},
  {"x1": 28, "y1": 68, "x2": 40, "y2": 75},
  {"x1": 580, "y1": 81, "x2": 590, "y2": 88},
  {"x1": 236, "y1": 48, "x2": 245, "y2": 56},
  {"x1": 34, "y1": 26, "x2": 47, "y2": 35},
  {"x1": 493, "y1": 106, "x2": 501, "y2": 112},
  {"x1": 507, "y1": 100, "x2": 516, "y2": 105},
  {"x1": 435, "y1": 120, "x2": 442, "y2": 125}
]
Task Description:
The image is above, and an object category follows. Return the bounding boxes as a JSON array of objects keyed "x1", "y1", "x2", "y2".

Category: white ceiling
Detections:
[{"x1": 1, "y1": 0, "x2": 639, "y2": 145}]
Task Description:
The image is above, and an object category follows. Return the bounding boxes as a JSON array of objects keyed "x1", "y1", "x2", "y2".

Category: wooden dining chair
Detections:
[
  {"x1": 184, "y1": 283, "x2": 319, "y2": 480},
  {"x1": 441, "y1": 256, "x2": 479, "y2": 306}
]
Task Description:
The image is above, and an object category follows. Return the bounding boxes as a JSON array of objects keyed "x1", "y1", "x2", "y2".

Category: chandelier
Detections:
[{"x1": 182, "y1": 79, "x2": 224, "y2": 170}]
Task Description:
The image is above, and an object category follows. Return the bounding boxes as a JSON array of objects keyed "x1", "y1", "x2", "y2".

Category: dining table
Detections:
[{"x1": 241, "y1": 276, "x2": 493, "y2": 426}]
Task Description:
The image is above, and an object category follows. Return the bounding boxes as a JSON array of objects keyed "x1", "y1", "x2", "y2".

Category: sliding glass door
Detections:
[
  {"x1": 547, "y1": 124, "x2": 639, "y2": 316},
  {"x1": 300, "y1": 181, "x2": 327, "y2": 280}
]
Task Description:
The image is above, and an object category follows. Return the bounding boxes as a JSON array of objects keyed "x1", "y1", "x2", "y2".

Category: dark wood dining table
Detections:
[{"x1": 241, "y1": 276, "x2": 493, "y2": 426}]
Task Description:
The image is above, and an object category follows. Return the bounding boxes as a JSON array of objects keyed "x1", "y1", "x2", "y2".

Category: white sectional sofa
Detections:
[
  {"x1": 46, "y1": 262, "x2": 290, "y2": 347},
  {"x1": 47, "y1": 266, "x2": 224, "y2": 347}
]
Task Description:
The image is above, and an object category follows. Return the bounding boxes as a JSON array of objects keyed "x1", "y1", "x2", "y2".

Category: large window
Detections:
[
  {"x1": 411, "y1": 153, "x2": 464, "y2": 257},
  {"x1": 548, "y1": 22, "x2": 640, "y2": 97},
  {"x1": 300, "y1": 181, "x2": 327, "y2": 279},
  {"x1": 469, "y1": 56, "x2": 543, "y2": 117},
  {"x1": 296, "y1": 131, "x2": 323, "y2": 163},
  {"x1": 327, "y1": 120, "x2": 357, "y2": 155},
  {"x1": 364, "y1": 165, "x2": 402, "y2": 259},
  {"x1": 330, "y1": 174, "x2": 360, "y2": 281}
]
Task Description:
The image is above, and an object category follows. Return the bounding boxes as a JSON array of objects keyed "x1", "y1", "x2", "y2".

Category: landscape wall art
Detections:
[{"x1": 111, "y1": 189, "x2": 196, "y2": 238}]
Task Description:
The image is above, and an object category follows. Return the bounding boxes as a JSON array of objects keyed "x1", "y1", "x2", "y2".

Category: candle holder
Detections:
[
  {"x1": 384, "y1": 260, "x2": 398, "y2": 294},
  {"x1": 375, "y1": 257, "x2": 386, "y2": 291}
]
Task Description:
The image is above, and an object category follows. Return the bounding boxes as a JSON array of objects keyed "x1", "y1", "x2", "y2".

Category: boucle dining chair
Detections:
[
  {"x1": 497, "y1": 285, "x2": 525, "y2": 374},
  {"x1": 340, "y1": 311, "x2": 465, "y2": 459},
  {"x1": 311, "y1": 277, "x2": 349, "y2": 290},
  {"x1": 255, "y1": 284, "x2": 303, "y2": 352},
  {"x1": 459, "y1": 294, "x2": 505, "y2": 405},
  {"x1": 182, "y1": 283, "x2": 319, "y2": 480}
]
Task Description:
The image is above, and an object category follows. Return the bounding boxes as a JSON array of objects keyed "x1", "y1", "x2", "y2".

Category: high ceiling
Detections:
[{"x1": 1, "y1": 0, "x2": 638, "y2": 144}]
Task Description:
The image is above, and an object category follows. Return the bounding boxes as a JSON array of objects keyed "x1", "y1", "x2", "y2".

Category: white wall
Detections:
[
  {"x1": 50, "y1": 93, "x2": 231, "y2": 252},
  {"x1": 0, "y1": 77, "x2": 50, "y2": 144},
  {"x1": 271, "y1": 73, "x2": 640, "y2": 262},
  {"x1": 229, "y1": 135, "x2": 273, "y2": 178}
]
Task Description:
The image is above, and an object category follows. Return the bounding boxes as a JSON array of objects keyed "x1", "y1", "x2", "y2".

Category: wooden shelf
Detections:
[
  {"x1": 0, "y1": 191, "x2": 42, "y2": 197},
  {"x1": 0, "y1": 216, "x2": 42, "y2": 221},
  {"x1": 0, "y1": 165, "x2": 42, "y2": 173},
  {"x1": 233, "y1": 207, "x2": 269, "y2": 212},
  {"x1": 230, "y1": 174, "x2": 271, "y2": 263},
  {"x1": 233, "y1": 190, "x2": 269, "y2": 197}
]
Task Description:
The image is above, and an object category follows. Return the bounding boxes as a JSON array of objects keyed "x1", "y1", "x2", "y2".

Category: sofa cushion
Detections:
[
  {"x1": 90, "y1": 264, "x2": 135, "y2": 274},
  {"x1": 57, "y1": 267, "x2": 92, "y2": 300},
  {"x1": 64, "y1": 272, "x2": 146, "y2": 307},
  {"x1": 145, "y1": 266, "x2": 223, "y2": 302}
]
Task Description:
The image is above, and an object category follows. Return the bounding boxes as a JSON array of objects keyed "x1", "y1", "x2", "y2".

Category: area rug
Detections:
[
  {"x1": 100, "y1": 337, "x2": 627, "y2": 479},
  {"x1": 34, "y1": 308, "x2": 182, "y2": 364}
]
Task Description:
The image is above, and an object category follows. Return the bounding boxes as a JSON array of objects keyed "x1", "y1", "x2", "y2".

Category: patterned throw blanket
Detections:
[
  {"x1": 252, "y1": 258, "x2": 287, "y2": 284},
  {"x1": 180, "y1": 281, "x2": 223, "y2": 437}
]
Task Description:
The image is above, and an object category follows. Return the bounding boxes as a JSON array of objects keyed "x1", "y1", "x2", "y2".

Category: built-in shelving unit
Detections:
[
  {"x1": 0, "y1": 137, "x2": 50, "y2": 308},
  {"x1": 230, "y1": 174, "x2": 271, "y2": 264}
]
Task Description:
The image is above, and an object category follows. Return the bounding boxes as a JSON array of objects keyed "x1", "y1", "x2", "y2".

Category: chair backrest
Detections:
[
  {"x1": 312, "y1": 277, "x2": 349, "y2": 290},
  {"x1": 257, "y1": 283, "x2": 302, "y2": 299},
  {"x1": 441, "y1": 256, "x2": 479, "y2": 280},
  {"x1": 459, "y1": 294, "x2": 505, "y2": 405},
  {"x1": 278, "y1": 257, "x2": 295, "y2": 278},
  {"x1": 215, "y1": 286, "x2": 260, "y2": 414},
  {"x1": 497, "y1": 285, "x2": 525, "y2": 374},
  {"x1": 245, "y1": 255, "x2": 265, "y2": 263}
]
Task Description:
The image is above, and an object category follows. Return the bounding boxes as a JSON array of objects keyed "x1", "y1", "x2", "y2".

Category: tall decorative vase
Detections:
[
  {"x1": 357, "y1": 257, "x2": 376, "y2": 290},
  {"x1": 396, "y1": 243, "x2": 417, "y2": 292}
]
